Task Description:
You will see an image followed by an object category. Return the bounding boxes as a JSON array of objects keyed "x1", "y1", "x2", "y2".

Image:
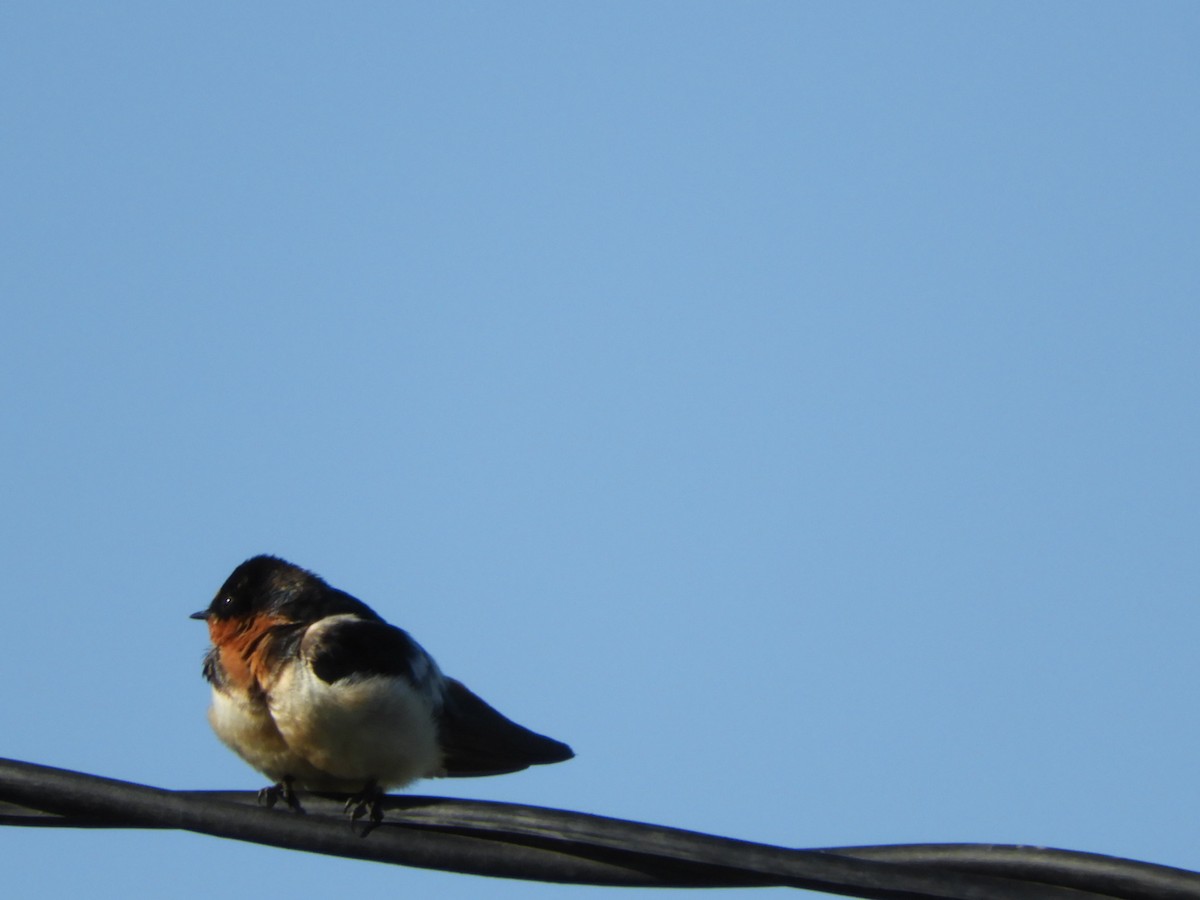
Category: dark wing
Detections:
[
  {"x1": 437, "y1": 677, "x2": 574, "y2": 777},
  {"x1": 305, "y1": 617, "x2": 432, "y2": 687}
]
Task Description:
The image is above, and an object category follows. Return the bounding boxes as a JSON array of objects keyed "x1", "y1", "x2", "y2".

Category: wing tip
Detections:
[{"x1": 534, "y1": 736, "x2": 575, "y2": 765}]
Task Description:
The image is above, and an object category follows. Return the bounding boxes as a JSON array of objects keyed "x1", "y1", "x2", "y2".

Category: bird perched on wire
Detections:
[{"x1": 192, "y1": 555, "x2": 573, "y2": 821}]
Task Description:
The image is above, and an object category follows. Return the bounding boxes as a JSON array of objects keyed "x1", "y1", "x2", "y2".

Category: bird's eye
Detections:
[{"x1": 221, "y1": 595, "x2": 235, "y2": 610}]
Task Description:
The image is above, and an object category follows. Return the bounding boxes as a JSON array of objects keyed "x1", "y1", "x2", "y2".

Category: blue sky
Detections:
[{"x1": 2, "y1": 3, "x2": 1197, "y2": 898}]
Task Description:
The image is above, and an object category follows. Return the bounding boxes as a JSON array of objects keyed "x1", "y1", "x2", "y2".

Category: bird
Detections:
[{"x1": 192, "y1": 554, "x2": 573, "y2": 820}]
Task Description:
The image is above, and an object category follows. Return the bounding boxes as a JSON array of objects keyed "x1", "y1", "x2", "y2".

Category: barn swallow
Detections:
[{"x1": 192, "y1": 555, "x2": 573, "y2": 820}]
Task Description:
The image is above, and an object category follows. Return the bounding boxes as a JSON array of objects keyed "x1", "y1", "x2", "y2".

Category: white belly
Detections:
[
  {"x1": 265, "y1": 663, "x2": 444, "y2": 791},
  {"x1": 207, "y1": 687, "x2": 330, "y2": 786}
]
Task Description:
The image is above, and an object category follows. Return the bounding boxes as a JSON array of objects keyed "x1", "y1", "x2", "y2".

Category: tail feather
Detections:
[{"x1": 437, "y1": 678, "x2": 574, "y2": 777}]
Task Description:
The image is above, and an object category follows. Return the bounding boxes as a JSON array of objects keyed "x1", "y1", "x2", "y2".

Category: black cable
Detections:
[
  {"x1": 830, "y1": 845, "x2": 1200, "y2": 900},
  {"x1": 2, "y1": 757, "x2": 1197, "y2": 900}
]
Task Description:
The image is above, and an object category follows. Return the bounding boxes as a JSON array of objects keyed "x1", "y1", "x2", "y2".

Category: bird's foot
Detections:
[
  {"x1": 258, "y1": 776, "x2": 304, "y2": 813},
  {"x1": 344, "y1": 779, "x2": 385, "y2": 835}
]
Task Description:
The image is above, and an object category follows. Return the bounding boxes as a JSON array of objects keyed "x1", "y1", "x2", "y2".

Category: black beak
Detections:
[{"x1": 190, "y1": 610, "x2": 208, "y2": 620}]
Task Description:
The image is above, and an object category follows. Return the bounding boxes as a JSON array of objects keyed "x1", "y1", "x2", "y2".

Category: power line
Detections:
[{"x1": 1, "y1": 758, "x2": 1195, "y2": 899}]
